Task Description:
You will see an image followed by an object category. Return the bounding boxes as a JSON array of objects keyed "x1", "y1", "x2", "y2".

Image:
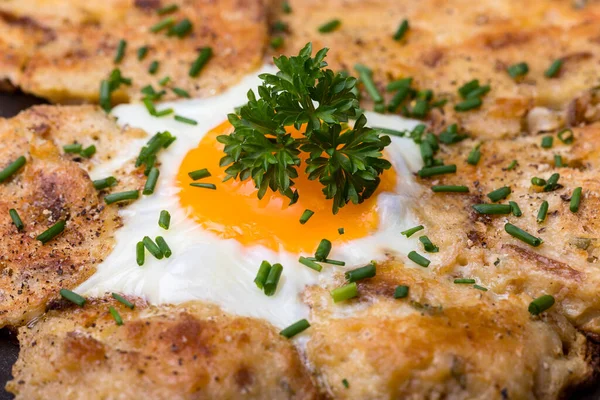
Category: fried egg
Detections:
[{"x1": 78, "y1": 65, "x2": 424, "y2": 329}]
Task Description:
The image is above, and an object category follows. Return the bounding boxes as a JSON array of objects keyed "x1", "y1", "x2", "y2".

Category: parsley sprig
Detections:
[{"x1": 218, "y1": 43, "x2": 392, "y2": 214}]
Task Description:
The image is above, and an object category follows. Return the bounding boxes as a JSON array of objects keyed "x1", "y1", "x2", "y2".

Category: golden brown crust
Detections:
[
  {"x1": 0, "y1": 0, "x2": 268, "y2": 103},
  {"x1": 6, "y1": 296, "x2": 318, "y2": 400}
]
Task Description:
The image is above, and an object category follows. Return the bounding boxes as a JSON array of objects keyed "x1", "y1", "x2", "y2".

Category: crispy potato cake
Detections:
[
  {"x1": 6, "y1": 296, "x2": 317, "y2": 400},
  {"x1": 0, "y1": 105, "x2": 145, "y2": 328},
  {"x1": 0, "y1": 0, "x2": 268, "y2": 103}
]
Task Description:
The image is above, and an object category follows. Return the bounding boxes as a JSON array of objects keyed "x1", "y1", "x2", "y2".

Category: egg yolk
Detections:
[{"x1": 176, "y1": 121, "x2": 396, "y2": 253}]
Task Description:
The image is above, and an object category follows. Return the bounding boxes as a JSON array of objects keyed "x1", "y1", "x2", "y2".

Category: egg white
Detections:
[{"x1": 78, "y1": 65, "x2": 424, "y2": 329}]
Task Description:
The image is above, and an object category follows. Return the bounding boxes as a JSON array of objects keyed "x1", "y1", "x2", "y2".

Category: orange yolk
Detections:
[{"x1": 176, "y1": 121, "x2": 397, "y2": 253}]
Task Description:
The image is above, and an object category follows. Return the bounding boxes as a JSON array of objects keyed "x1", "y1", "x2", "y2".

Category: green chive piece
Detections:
[
  {"x1": 505, "y1": 223, "x2": 542, "y2": 247},
  {"x1": 158, "y1": 76, "x2": 170, "y2": 86},
  {"x1": 109, "y1": 306, "x2": 123, "y2": 325},
  {"x1": 280, "y1": 319, "x2": 310, "y2": 338},
  {"x1": 387, "y1": 85, "x2": 411, "y2": 112},
  {"x1": 342, "y1": 379, "x2": 350, "y2": 389},
  {"x1": 174, "y1": 115, "x2": 198, "y2": 125},
  {"x1": 114, "y1": 39, "x2": 126, "y2": 63},
  {"x1": 473, "y1": 284, "x2": 488, "y2": 291},
  {"x1": 93, "y1": 176, "x2": 117, "y2": 191},
  {"x1": 458, "y1": 79, "x2": 479, "y2": 98},
  {"x1": 393, "y1": 19, "x2": 409, "y2": 41},
  {"x1": 99, "y1": 80, "x2": 111, "y2": 112},
  {"x1": 472, "y1": 204, "x2": 511, "y2": 215},
  {"x1": 394, "y1": 285, "x2": 409, "y2": 299},
  {"x1": 570, "y1": 187, "x2": 582, "y2": 213},
  {"x1": 154, "y1": 107, "x2": 173, "y2": 117},
  {"x1": 143, "y1": 167, "x2": 160, "y2": 195},
  {"x1": 318, "y1": 19, "x2": 341, "y2": 33},
  {"x1": 557, "y1": 128, "x2": 574, "y2": 144},
  {"x1": 507, "y1": 62, "x2": 529, "y2": 79},
  {"x1": 190, "y1": 182, "x2": 216, "y2": 190},
  {"x1": 254, "y1": 261, "x2": 272, "y2": 289},
  {"x1": 331, "y1": 282, "x2": 358, "y2": 302},
  {"x1": 408, "y1": 251, "x2": 430, "y2": 267},
  {"x1": 112, "y1": 292, "x2": 135, "y2": 309},
  {"x1": 541, "y1": 136, "x2": 553, "y2": 149},
  {"x1": 375, "y1": 127, "x2": 405, "y2": 137},
  {"x1": 506, "y1": 160, "x2": 518, "y2": 170},
  {"x1": 454, "y1": 278, "x2": 476, "y2": 284},
  {"x1": 136, "y1": 241, "x2": 145, "y2": 266},
  {"x1": 36, "y1": 220, "x2": 65, "y2": 244},
  {"x1": 544, "y1": 59, "x2": 563, "y2": 78},
  {"x1": 104, "y1": 190, "x2": 139, "y2": 205},
  {"x1": 386, "y1": 77, "x2": 412, "y2": 92},
  {"x1": 306, "y1": 257, "x2": 345, "y2": 266},
  {"x1": 466, "y1": 85, "x2": 490, "y2": 99},
  {"x1": 419, "y1": 235, "x2": 439, "y2": 253},
  {"x1": 354, "y1": 64, "x2": 383, "y2": 104},
  {"x1": 531, "y1": 177, "x2": 546, "y2": 186},
  {"x1": 554, "y1": 154, "x2": 564, "y2": 167},
  {"x1": 315, "y1": 239, "x2": 332, "y2": 261},
  {"x1": 299, "y1": 209, "x2": 315, "y2": 224},
  {"x1": 338, "y1": 227, "x2": 345, "y2": 235},
  {"x1": 418, "y1": 164, "x2": 457, "y2": 178},
  {"x1": 142, "y1": 236, "x2": 163, "y2": 259},
  {"x1": 137, "y1": 46, "x2": 148, "y2": 60},
  {"x1": 431, "y1": 185, "x2": 469, "y2": 193},
  {"x1": 150, "y1": 17, "x2": 175, "y2": 33},
  {"x1": 0, "y1": 156, "x2": 26, "y2": 183},
  {"x1": 155, "y1": 236, "x2": 172, "y2": 258},
  {"x1": 487, "y1": 186, "x2": 511, "y2": 202},
  {"x1": 374, "y1": 102, "x2": 386, "y2": 113},
  {"x1": 264, "y1": 263, "x2": 283, "y2": 296},
  {"x1": 528, "y1": 294, "x2": 555, "y2": 315},
  {"x1": 270, "y1": 36, "x2": 284, "y2": 49},
  {"x1": 60, "y1": 289, "x2": 85, "y2": 306},
  {"x1": 158, "y1": 210, "x2": 171, "y2": 230},
  {"x1": 63, "y1": 143, "x2": 82, "y2": 153},
  {"x1": 543, "y1": 173, "x2": 560, "y2": 192},
  {"x1": 299, "y1": 256, "x2": 322, "y2": 272},
  {"x1": 167, "y1": 18, "x2": 193, "y2": 38},
  {"x1": 411, "y1": 99, "x2": 429, "y2": 118},
  {"x1": 9, "y1": 209, "x2": 24, "y2": 231},
  {"x1": 272, "y1": 21, "x2": 288, "y2": 33},
  {"x1": 189, "y1": 47, "x2": 213, "y2": 77},
  {"x1": 454, "y1": 97, "x2": 482, "y2": 112},
  {"x1": 148, "y1": 60, "x2": 159, "y2": 75},
  {"x1": 345, "y1": 263, "x2": 376, "y2": 283},
  {"x1": 401, "y1": 225, "x2": 424, "y2": 238},
  {"x1": 537, "y1": 200, "x2": 549, "y2": 223},
  {"x1": 80, "y1": 145, "x2": 97, "y2": 158},
  {"x1": 467, "y1": 145, "x2": 481, "y2": 165},
  {"x1": 509, "y1": 201, "x2": 522, "y2": 217},
  {"x1": 172, "y1": 87, "x2": 190, "y2": 98},
  {"x1": 157, "y1": 4, "x2": 178, "y2": 15},
  {"x1": 282, "y1": 1, "x2": 292, "y2": 13},
  {"x1": 188, "y1": 168, "x2": 211, "y2": 180}
]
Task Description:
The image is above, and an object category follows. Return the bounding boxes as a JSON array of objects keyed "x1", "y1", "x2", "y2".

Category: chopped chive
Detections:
[
  {"x1": 93, "y1": 176, "x2": 117, "y2": 190},
  {"x1": 394, "y1": 285, "x2": 409, "y2": 299},
  {"x1": 36, "y1": 220, "x2": 65, "y2": 244},
  {"x1": 386, "y1": 77, "x2": 412, "y2": 92},
  {"x1": 528, "y1": 294, "x2": 555, "y2": 315},
  {"x1": 188, "y1": 168, "x2": 211, "y2": 180},
  {"x1": 272, "y1": 21, "x2": 288, "y2": 33},
  {"x1": 136, "y1": 241, "x2": 145, "y2": 266},
  {"x1": 174, "y1": 115, "x2": 198, "y2": 125},
  {"x1": 282, "y1": 1, "x2": 292, "y2": 13},
  {"x1": 167, "y1": 18, "x2": 193, "y2": 38},
  {"x1": 557, "y1": 128, "x2": 574, "y2": 144},
  {"x1": 190, "y1": 182, "x2": 216, "y2": 190},
  {"x1": 354, "y1": 64, "x2": 383, "y2": 104},
  {"x1": 570, "y1": 187, "x2": 582, "y2": 213},
  {"x1": 142, "y1": 236, "x2": 163, "y2": 259},
  {"x1": 148, "y1": 60, "x2": 159, "y2": 75},
  {"x1": 112, "y1": 292, "x2": 134, "y2": 309},
  {"x1": 387, "y1": 85, "x2": 411, "y2": 112},
  {"x1": 467, "y1": 145, "x2": 481, "y2": 165},
  {"x1": 506, "y1": 160, "x2": 518, "y2": 170},
  {"x1": 487, "y1": 186, "x2": 511, "y2": 202},
  {"x1": 408, "y1": 251, "x2": 430, "y2": 267},
  {"x1": 393, "y1": 19, "x2": 409, "y2": 41},
  {"x1": 505, "y1": 223, "x2": 542, "y2": 247},
  {"x1": 172, "y1": 87, "x2": 190, "y2": 98},
  {"x1": 154, "y1": 108, "x2": 173, "y2": 117},
  {"x1": 417, "y1": 164, "x2": 457, "y2": 178},
  {"x1": 318, "y1": 19, "x2": 341, "y2": 33},
  {"x1": 299, "y1": 256, "x2": 322, "y2": 272},
  {"x1": 544, "y1": 59, "x2": 563, "y2": 78},
  {"x1": 189, "y1": 47, "x2": 213, "y2": 77},
  {"x1": 466, "y1": 85, "x2": 490, "y2": 99},
  {"x1": 374, "y1": 102, "x2": 386, "y2": 113},
  {"x1": 306, "y1": 257, "x2": 345, "y2": 266},
  {"x1": 0, "y1": 156, "x2": 26, "y2": 183},
  {"x1": 458, "y1": 79, "x2": 479, "y2": 98},
  {"x1": 375, "y1": 127, "x2": 405, "y2": 137},
  {"x1": 401, "y1": 225, "x2": 424, "y2": 238},
  {"x1": 537, "y1": 200, "x2": 549, "y2": 223},
  {"x1": 299, "y1": 209, "x2": 314, "y2": 224},
  {"x1": 143, "y1": 167, "x2": 160, "y2": 195},
  {"x1": 280, "y1": 319, "x2": 310, "y2": 338},
  {"x1": 473, "y1": 284, "x2": 488, "y2": 291},
  {"x1": 315, "y1": 239, "x2": 332, "y2": 261},
  {"x1": 338, "y1": 227, "x2": 345, "y2": 235},
  {"x1": 342, "y1": 379, "x2": 350, "y2": 389},
  {"x1": 541, "y1": 136, "x2": 553, "y2": 149},
  {"x1": 158, "y1": 76, "x2": 170, "y2": 86},
  {"x1": 411, "y1": 99, "x2": 429, "y2": 118},
  {"x1": 104, "y1": 190, "x2": 139, "y2": 205},
  {"x1": 507, "y1": 62, "x2": 529, "y2": 79},
  {"x1": 80, "y1": 145, "x2": 96, "y2": 158},
  {"x1": 454, "y1": 97, "x2": 482, "y2": 112},
  {"x1": 472, "y1": 204, "x2": 512, "y2": 215},
  {"x1": 554, "y1": 154, "x2": 564, "y2": 167},
  {"x1": 63, "y1": 143, "x2": 82, "y2": 153},
  {"x1": 331, "y1": 282, "x2": 358, "y2": 302},
  {"x1": 109, "y1": 306, "x2": 123, "y2": 325},
  {"x1": 509, "y1": 201, "x2": 522, "y2": 217},
  {"x1": 59, "y1": 289, "x2": 85, "y2": 306},
  {"x1": 254, "y1": 261, "x2": 272, "y2": 289},
  {"x1": 419, "y1": 235, "x2": 439, "y2": 252},
  {"x1": 155, "y1": 236, "x2": 172, "y2": 258},
  {"x1": 137, "y1": 46, "x2": 148, "y2": 60},
  {"x1": 150, "y1": 17, "x2": 175, "y2": 33},
  {"x1": 531, "y1": 177, "x2": 546, "y2": 186},
  {"x1": 158, "y1": 210, "x2": 171, "y2": 229},
  {"x1": 270, "y1": 36, "x2": 284, "y2": 49},
  {"x1": 264, "y1": 263, "x2": 283, "y2": 296},
  {"x1": 9, "y1": 209, "x2": 24, "y2": 231},
  {"x1": 99, "y1": 80, "x2": 111, "y2": 112},
  {"x1": 345, "y1": 263, "x2": 376, "y2": 283},
  {"x1": 431, "y1": 185, "x2": 469, "y2": 193},
  {"x1": 454, "y1": 278, "x2": 476, "y2": 284},
  {"x1": 114, "y1": 39, "x2": 126, "y2": 63},
  {"x1": 543, "y1": 173, "x2": 560, "y2": 192},
  {"x1": 157, "y1": 4, "x2": 178, "y2": 15}
]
